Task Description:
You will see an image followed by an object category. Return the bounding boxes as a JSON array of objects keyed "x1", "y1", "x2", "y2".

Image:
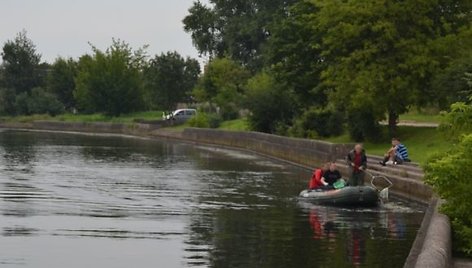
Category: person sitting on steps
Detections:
[
  {"x1": 308, "y1": 162, "x2": 330, "y2": 190},
  {"x1": 379, "y1": 137, "x2": 410, "y2": 166}
]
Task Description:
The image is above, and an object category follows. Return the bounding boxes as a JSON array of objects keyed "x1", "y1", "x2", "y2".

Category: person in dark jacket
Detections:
[
  {"x1": 321, "y1": 162, "x2": 342, "y2": 188},
  {"x1": 346, "y1": 144, "x2": 367, "y2": 186}
]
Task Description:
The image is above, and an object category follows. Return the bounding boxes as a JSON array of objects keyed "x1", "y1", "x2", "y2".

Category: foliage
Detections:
[
  {"x1": 264, "y1": 1, "x2": 325, "y2": 108},
  {"x1": 47, "y1": 57, "x2": 77, "y2": 110},
  {"x1": 312, "y1": 0, "x2": 471, "y2": 136},
  {"x1": 289, "y1": 107, "x2": 344, "y2": 138},
  {"x1": 193, "y1": 58, "x2": 250, "y2": 120},
  {"x1": 425, "y1": 92, "x2": 472, "y2": 256},
  {"x1": 425, "y1": 134, "x2": 472, "y2": 256},
  {"x1": 188, "y1": 112, "x2": 209, "y2": 128},
  {"x1": 0, "y1": 88, "x2": 16, "y2": 115},
  {"x1": 144, "y1": 51, "x2": 200, "y2": 111},
  {"x1": 244, "y1": 72, "x2": 294, "y2": 133},
  {"x1": 346, "y1": 105, "x2": 382, "y2": 142},
  {"x1": 188, "y1": 112, "x2": 221, "y2": 129},
  {"x1": 439, "y1": 101, "x2": 472, "y2": 138},
  {"x1": 1, "y1": 30, "x2": 43, "y2": 95},
  {"x1": 74, "y1": 40, "x2": 146, "y2": 116},
  {"x1": 183, "y1": 0, "x2": 298, "y2": 70},
  {"x1": 14, "y1": 87, "x2": 64, "y2": 116}
]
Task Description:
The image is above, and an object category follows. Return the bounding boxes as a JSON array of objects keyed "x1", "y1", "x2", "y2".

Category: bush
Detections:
[
  {"x1": 207, "y1": 113, "x2": 222, "y2": 128},
  {"x1": 289, "y1": 108, "x2": 344, "y2": 138},
  {"x1": 14, "y1": 87, "x2": 65, "y2": 116},
  {"x1": 0, "y1": 88, "x2": 16, "y2": 115},
  {"x1": 187, "y1": 112, "x2": 221, "y2": 128},
  {"x1": 346, "y1": 106, "x2": 381, "y2": 142},
  {"x1": 245, "y1": 72, "x2": 294, "y2": 133},
  {"x1": 425, "y1": 134, "x2": 472, "y2": 256}
]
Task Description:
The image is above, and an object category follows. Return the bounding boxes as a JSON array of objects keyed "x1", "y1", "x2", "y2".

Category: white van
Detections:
[{"x1": 163, "y1": 109, "x2": 197, "y2": 122}]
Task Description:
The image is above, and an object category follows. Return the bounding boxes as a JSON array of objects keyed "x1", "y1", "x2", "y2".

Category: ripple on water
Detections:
[{"x1": 0, "y1": 131, "x2": 425, "y2": 268}]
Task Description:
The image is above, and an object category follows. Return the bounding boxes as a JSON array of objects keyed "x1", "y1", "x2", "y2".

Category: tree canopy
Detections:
[
  {"x1": 47, "y1": 57, "x2": 77, "y2": 110},
  {"x1": 144, "y1": 51, "x2": 200, "y2": 111},
  {"x1": 183, "y1": 0, "x2": 298, "y2": 71},
  {"x1": 1, "y1": 30, "x2": 43, "y2": 94},
  {"x1": 74, "y1": 40, "x2": 146, "y2": 116}
]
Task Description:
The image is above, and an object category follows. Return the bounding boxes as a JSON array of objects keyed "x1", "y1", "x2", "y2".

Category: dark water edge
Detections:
[{"x1": 0, "y1": 130, "x2": 424, "y2": 268}]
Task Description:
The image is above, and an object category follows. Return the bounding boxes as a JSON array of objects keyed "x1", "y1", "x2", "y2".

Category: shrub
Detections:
[
  {"x1": 425, "y1": 134, "x2": 472, "y2": 256},
  {"x1": 426, "y1": 96, "x2": 472, "y2": 256},
  {"x1": 207, "y1": 113, "x2": 222, "y2": 128},
  {"x1": 14, "y1": 87, "x2": 65, "y2": 116},
  {"x1": 0, "y1": 88, "x2": 16, "y2": 115},
  {"x1": 289, "y1": 108, "x2": 344, "y2": 138},
  {"x1": 187, "y1": 112, "x2": 222, "y2": 128}
]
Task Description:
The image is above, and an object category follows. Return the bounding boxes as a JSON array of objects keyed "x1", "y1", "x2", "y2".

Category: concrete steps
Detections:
[{"x1": 335, "y1": 156, "x2": 431, "y2": 203}]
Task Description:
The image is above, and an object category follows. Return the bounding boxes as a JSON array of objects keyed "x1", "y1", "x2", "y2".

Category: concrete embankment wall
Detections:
[
  {"x1": 404, "y1": 199, "x2": 452, "y2": 268},
  {"x1": 0, "y1": 121, "x2": 451, "y2": 267},
  {"x1": 180, "y1": 128, "x2": 353, "y2": 168}
]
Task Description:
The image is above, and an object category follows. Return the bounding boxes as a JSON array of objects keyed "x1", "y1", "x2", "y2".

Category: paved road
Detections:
[{"x1": 379, "y1": 121, "x2": 439, "y2": 128}]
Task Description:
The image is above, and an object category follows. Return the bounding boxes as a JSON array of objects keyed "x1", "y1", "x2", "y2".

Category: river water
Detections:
[{"x1": 0, "y1": 130, "x2": 424, "y2": 268}]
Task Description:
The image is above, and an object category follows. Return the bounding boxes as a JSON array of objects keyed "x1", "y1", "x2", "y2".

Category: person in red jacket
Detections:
[{"x1": 308, "y1": 162, "x2": 330, "y2": 190}]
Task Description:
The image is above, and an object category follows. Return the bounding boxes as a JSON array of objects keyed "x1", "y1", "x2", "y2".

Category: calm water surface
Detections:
[{"x1": 0, "y1": 130, "x2": 424, "y2": 268}]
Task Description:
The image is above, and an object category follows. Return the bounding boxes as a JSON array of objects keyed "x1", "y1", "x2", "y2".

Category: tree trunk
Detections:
[{"x1": 388, "y1": 110, "x2": 398, "y2": 138}]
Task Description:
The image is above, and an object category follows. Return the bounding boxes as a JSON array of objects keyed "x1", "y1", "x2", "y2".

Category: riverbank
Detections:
[{"x1": 0, "y1": 120, "x2": 453, "y2": 267}]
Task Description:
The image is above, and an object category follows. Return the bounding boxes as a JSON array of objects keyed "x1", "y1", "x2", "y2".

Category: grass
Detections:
[
  {"x1": 398, "y1": 110, "x2": 443, "y2": 124},
  {"x1": 323, "y1": 126, "x2": 451, "y2": 165},
  {"x1": 218, "y1": 118, "x2": 249, "y2": 131},
  {"x1": 0, "y1": 111, "x2": 164, "y2": 124}
]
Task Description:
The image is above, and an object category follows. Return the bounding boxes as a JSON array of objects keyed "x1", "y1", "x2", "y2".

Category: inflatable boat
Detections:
[{"x1": 299, "y1": 186, "x2": 379, "y2": 207}]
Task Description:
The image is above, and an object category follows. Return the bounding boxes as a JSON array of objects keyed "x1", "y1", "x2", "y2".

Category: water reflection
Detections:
[
  {"x1": 0, "y1": 130, "x2": 424, "y2": 268},
  {"x1": 302, "y1": 203, "x2": 419, "y2": 267},
  {"x1": 0, "y1": 130, "x2": 37, "y2": 174}
]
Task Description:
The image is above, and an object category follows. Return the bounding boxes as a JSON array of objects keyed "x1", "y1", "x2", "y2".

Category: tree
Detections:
[
  {"x1": 47, "y1": 57, "x2": 77, "y2": 110},
  {"x1": 1, "y1": 30, "x2": 43, "y2": 94},
  {"x1": 193, "y1": 57, "x2": 250, "y2": 119},
  {"x1": 264, "y1": 1, "x2": 326, "y2": 109},
  {"x1": 183, "y1": 0, "x2": 298, "y2": 71},
  {"x1": 74, "y1": 40, "x2": 146, "y2": 116},
  {"x1": 245, "y1": 71, "x2": 295, "y2": 133},
  {"x1": 144, "y1": 51, "x2": 200, "y2": 111},
  {"x1": 431, "y1": 26, "x2": 472, "y2": 109},
  {"x1": 313, "y1": 0, "x2": 472, "y2": 136}
]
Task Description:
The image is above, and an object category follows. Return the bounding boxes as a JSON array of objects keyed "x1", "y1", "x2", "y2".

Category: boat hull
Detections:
[{"x1": 299, "y1": 186, "x2": 379, "y2": 207}]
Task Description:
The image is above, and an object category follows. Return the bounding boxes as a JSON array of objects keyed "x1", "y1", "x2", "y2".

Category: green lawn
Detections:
[
  {"x1": 0, "y1": 111, "x2": 164, "y2": 124},
  {"x1": 323, "y1": 126, "x2": 451, "y2": 165},
  {"x1": 218, "y1": 118, "x2": 249, "y2": 131},
  {"x1": 398, "y1": 110, "x2": 443, "y2": 123}
]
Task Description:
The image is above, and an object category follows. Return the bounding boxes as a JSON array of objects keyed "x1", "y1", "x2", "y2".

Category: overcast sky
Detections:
[{"x1": 0, "y1": 0, "x2": 207, "y2": 64}]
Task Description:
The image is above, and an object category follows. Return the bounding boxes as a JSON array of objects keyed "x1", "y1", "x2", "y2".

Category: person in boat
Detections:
[
  {"x1": 321, "y1": 162, "x2": 343, "y2": 189},
  {"x1": 308, "y1": 162, "x2": 330, "y2": 190},
  {"x1": 379, "y1": 137, "x2": 410, "y2": 166},
  {"x1": 346, "y1": 144, "x2": 367, "y2": 186}
]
